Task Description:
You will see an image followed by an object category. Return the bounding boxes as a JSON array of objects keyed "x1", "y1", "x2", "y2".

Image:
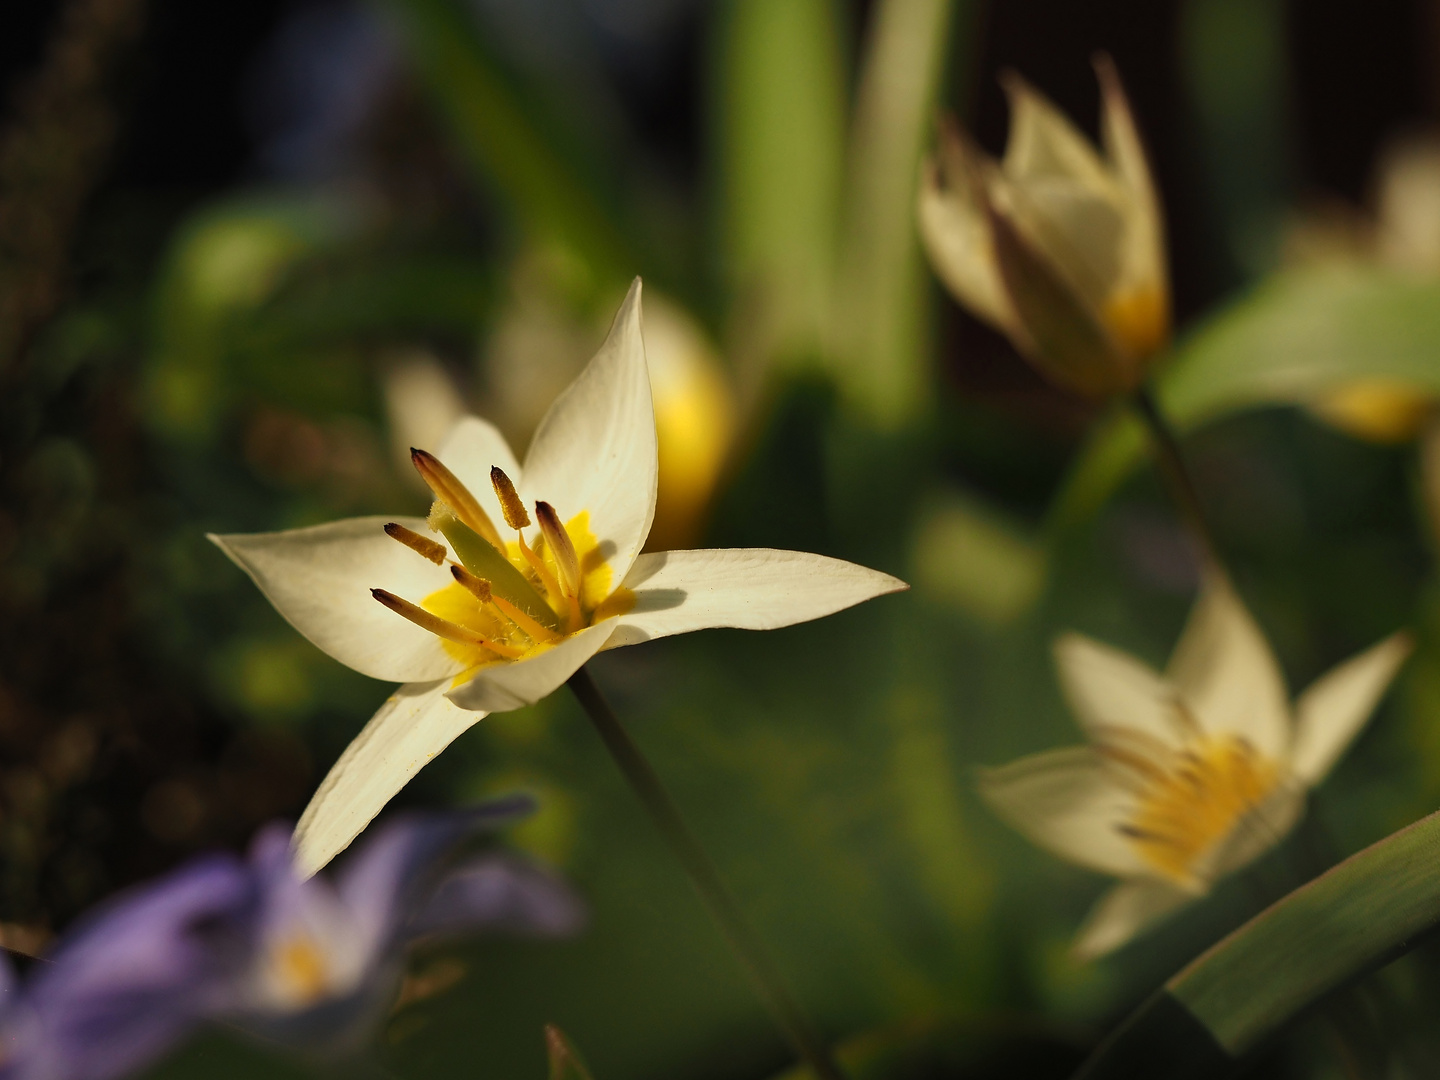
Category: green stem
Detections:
[
  {"x1": 1130, "y1": 385, "x2": 1221, "y2": 572},
  {"x1": 567, "y1": 667, "x2": 845, "y2": 1080}
]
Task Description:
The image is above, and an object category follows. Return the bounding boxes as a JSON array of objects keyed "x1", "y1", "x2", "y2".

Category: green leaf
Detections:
[
  {"x1": 1048, "y1": 265, "x2": 1440, "y2": 538},
  {"x1": 832, "y1": 0, "x2": 965, "y2": 428},
  {"x1": 717, "y1": 0, "x2": 846, "y2": 367},
  {"x1": 381, "y1": 0, "x2": 635, "y2": 288},
  {"x1": 1074, "y1": 806, "x2": 1440, "y2": 1077}
]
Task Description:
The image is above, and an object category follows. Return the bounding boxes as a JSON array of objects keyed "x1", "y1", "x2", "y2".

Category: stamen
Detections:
[
  {"x1": 491, "y1": 594, "x2": 564, "y2": 643},
  {"x1": 411, "y1": 449, "x2": 504, "y2": 549},
  {"x1": 371, "y1": 589, "x2": 523, "y2": 659},
  {"x1": 535, "y1": 502, "x2": 581, "y2": 598},
  {"x1": 516, "y1": 530, "x2": 568, "y2": 613},
  {"x1": 449, "y1": 565, "x2": 561, "y2": 644},
  {"x1": 490, "y1": 466, "x2": 530, "y2": 530},
  {"x1": 384, "y1": 522, "x2": 447, "y2": 565},
  {"x1": 450, "y1": 564, "x2": 492, "y2": 604},
  {"x1": 1095, "y1": 743, "x2": 1165, "y2": 783}
]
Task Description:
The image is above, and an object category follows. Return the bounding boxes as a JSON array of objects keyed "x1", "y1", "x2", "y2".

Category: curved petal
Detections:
[
  {"x1": 999, "y1": 73, "x2": 1127, "y2": 311},
  {"x1": 435, "y1": 415, "x2": 523, "y2": 537},
  {"x1": 1095, "y1": 55, "x2": 1167, "y2": 310},
  {"x1": 917, "y1": 126, "x2": 1018, "y2": 337},
  {"x1": 407, "y1": 853, "x2": 587, "y2": 942},
  {"x1": 1290, "y1": 631, "x2": 1413, "y2": 787},
  {"x1": 336, "y1": 797, "x2": 536, "y2": 957},
  {"x1": 1204, "y1": 785, "x2": 1306, "y2": 881},
  {"x1": 1001, "y1": 72, "x2": 1113, "y2": 191},
  {"x1": 1072, "y1": 879, "x2": 1192, "y2": 960},
  {"x1": 978, "y1": 746, "x2": 1148, "y2": 878},
  {"x1": 445, "y1": 620, "x2": 616, "y2": 713},
  {"x1": 211, "y1": 517, "x2": 461, "y2": 684},
  {"x1": 521, "y1": 279, "x2": 657, "y2": 585},
  {"x1": 604, "y1": 549, "x2": 908, "y2": 650},
  {"x1": 1166, "y1": 573, "x2": 1292, "y2": 759},
  {"x1": 292, "y1": 681, "x2": 486, "y2": 877},
  {"x1": 1053, "y1": 633, "x2": 1182, "y2": 750}
]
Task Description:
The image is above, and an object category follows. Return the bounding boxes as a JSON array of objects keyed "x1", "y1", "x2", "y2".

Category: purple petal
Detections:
[
  {"x1": 334, "y1": 795, "x2": 537, "y2": 957},
  {"x1": 15, "y1": 855, "x2": 255, "y2": 1080},
  {"x1": 406, "y1": 853, "x2": 586, "y2": 942}
]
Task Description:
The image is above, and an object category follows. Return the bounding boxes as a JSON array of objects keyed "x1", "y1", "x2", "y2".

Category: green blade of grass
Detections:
[{"x1": 1074, "y1": 806, "x2": 1440, "y2": 1078}]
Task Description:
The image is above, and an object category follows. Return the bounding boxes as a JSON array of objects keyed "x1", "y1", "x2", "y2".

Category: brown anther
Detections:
[
  {"x1": 535, "y1": 502, "x2": 580, "y2": 597},
  {"x1": 372, "y1": 589, "x2": 522, "y2": 659},
  {"x1": 490, "y1": 466, "x2": 530, "y2": 530},
  {"x1": 410, "y1": 449, "x2": 504, "y2": 548},
  {"x1": 384, "y1": 522, "x2": 447, "y2": 565},
  {"x1": 450, "y1": 564, "x2": 492, "y2": 604}
]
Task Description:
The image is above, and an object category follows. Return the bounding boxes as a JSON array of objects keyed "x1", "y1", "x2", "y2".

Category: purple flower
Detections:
[
  {"x1": 0, "y1": 795, "x2": 582, "y2": 1079},
  {"x1": 219, "y1": 798, "x2": 584, "y2": 1053},
  {"x1": 2, "y1": 855, "x2": 256, "y2": 1080}
]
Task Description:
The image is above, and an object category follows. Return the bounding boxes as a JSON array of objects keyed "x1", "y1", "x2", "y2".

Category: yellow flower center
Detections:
[
  {"x1": 1105, "y1": 732, "x2": 1280, "y2": 889},
  {"x1": 376, "y1": 455, "x2": 634, "y2": 678},
  {"x1": 1101, "y1": 282, "x2": 1168, "y2": 362},
  {"x1": 272, "y1": 937, "x2": 331, "y2": 1006}
]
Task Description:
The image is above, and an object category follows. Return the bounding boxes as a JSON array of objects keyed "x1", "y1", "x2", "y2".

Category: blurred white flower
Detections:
[
  {"x1": 485, "y1": 253, "x2": 736, "y2": 547},
  {"x1": 980, "y1": 572, "x2": 1410, "y2": 959},
  {"x1": 917, "y1": 56, "x2": 1168, "y2": 399},
  {"x1": 212, "y1": 281, "x2": 905, "y2": 876},
  {"x1": 382, "y1": 351, "x2": 469, "y2": 488}
]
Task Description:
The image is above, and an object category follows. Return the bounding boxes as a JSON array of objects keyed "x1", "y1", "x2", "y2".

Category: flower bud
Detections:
[{"x1": 918, "y1": 55, "x2": 1170, "y2": 398}]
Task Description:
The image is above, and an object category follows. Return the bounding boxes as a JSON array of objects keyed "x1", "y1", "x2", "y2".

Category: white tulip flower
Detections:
[
  {"x1": 980, "y1": 573, "x2": 1410, "y2": 959},
  {"x1": 212, "y1": 281, "x2": 906, "y2": 876},
  {"x1": 918, "y1": 56, "x2": 1169, "y2": 399}
]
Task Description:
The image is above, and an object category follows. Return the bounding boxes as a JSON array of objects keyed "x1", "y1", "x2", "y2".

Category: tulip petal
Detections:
[
  {"x1": 1072, "y1": 879, "x2": 1192, "y2": 960},
  {"x1": 1054, "y1": 632, "x2": 1183, "y2": 750},
  {"x1": 445, "y1": 620, "x2": 616, "y2": 713},
  {"x1": 1001, "y1": 71, "x2": 1114, "y2": 192},
  {"x1": 210, "y1": 518, "x2": 461, "y2": 683},
  {"x1": 999, "y1": 72, "x2": 1128, "y2": 313},
  {"x1": 985, "y1": 202, "x2": 1128, "y2": 398},
  {"x1": 1166, "y1": 573, "x2": 1292, "y2": 760},
  {"x1": 521, "y1": 279, "x2": 657, "y2": 585},
  {"x1": 1205, "y1": 784, "x2": 1306, "y2": 882},
  {"x1": 1094, "y1": 55, "x2": 1168, "y2": 321},
  {"x1": 435, "y1": 415, "x2": 524, "y2": 535},
  {"x1": 917, "y1": 124, "x2": 1020, "y2": 337},
  {"x1": 978, "y1": 746, "x2": 1149, "y2": 878},
  {"x1": 604, "y1": 548, "x2": 908, "y2": 649},
  {"x1": 292, "y1": 680, "x2": 485, "y2": 877},
  {"x1": 1290, "y1": 631, "x2": 1413, "y2": 787}
]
